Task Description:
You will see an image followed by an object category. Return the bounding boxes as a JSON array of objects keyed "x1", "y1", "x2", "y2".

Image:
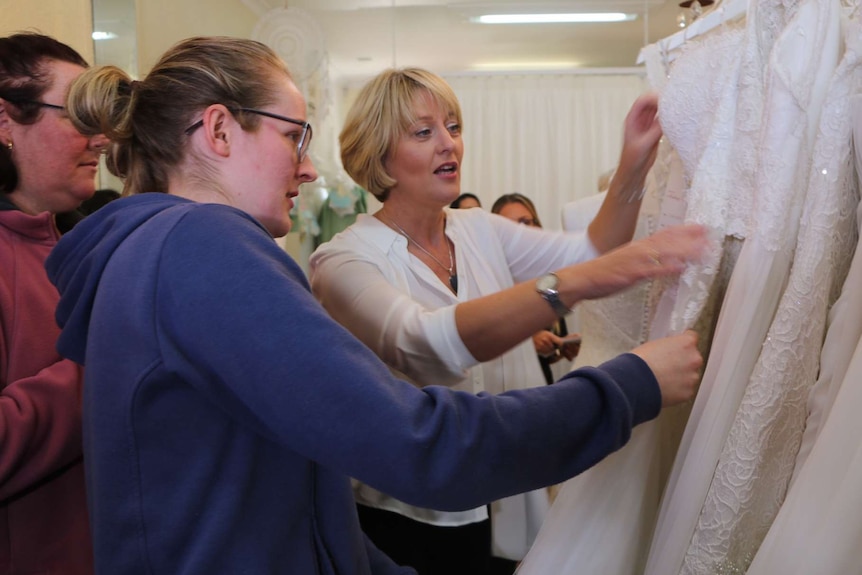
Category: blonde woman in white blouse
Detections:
[{"x1": 310, "y1": 67, "x2": 706, "y2": 575}]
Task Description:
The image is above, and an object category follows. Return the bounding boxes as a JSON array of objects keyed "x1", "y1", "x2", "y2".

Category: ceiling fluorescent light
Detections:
[
  {"x1": 474, "y1": 13, "x2": 635, "y2": 24},
  {"x1": 473, "y1": 61, "x2": 580, "y2": 71},
  {"x1": 91, "y1": 31, "x2": 117, "y2": 40}
]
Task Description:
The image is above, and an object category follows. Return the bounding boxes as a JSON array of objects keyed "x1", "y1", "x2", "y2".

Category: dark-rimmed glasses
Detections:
[
  {"x1": 184, "y1": 107, "x2": 313, "y2": 163},
  {"x1": 3, "y1": 98, "x2": 65, "y2": 112}
]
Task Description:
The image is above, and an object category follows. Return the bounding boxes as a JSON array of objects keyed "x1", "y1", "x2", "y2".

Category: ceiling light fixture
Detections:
[
  {"x1": 91, "y1": 31, "x2": 117, "y2": 40},
  {"x1": 473, "y1": 60, "x2": 581, "y2": 71},
  {"x1": 473, "y1": 13, "x2": 636, "y2": 24}
]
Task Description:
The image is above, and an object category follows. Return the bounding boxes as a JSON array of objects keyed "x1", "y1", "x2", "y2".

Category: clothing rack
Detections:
[{"x1": 636, "y1": 0, "x2": 749, "y2": 64}]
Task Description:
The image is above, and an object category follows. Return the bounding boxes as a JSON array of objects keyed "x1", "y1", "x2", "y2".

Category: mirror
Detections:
[{"x1": 92, "y1": 0, "x2": 138, "y2": 192}]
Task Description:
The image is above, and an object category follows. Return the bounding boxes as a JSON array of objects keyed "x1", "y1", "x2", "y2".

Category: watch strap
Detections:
[{"x1": 536, "y1": 273, "x2": 571, "y2": 317}]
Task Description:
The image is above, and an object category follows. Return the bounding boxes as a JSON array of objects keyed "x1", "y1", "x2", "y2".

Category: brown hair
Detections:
[
  {"x1": 66, "y1": 36, "x2": 290, "y2": 195},
  {"x1": 491, "y1": 193, "x2": 543, "y2": 228},
  {"x1": 0, "y1": 32, "x2": 88, "y2": 193},
  {"x1": 339, "y1": 67, "x2": 462, "y2": 202},
  {"x1": 450, "y1": 193, "x2": 481, "y2": 209}
]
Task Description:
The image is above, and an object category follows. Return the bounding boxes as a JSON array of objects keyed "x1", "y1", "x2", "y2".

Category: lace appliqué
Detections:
[
  {"x1": 659, "y1": 22, "x2": 753, "y2": 334},
  {"x1": 572, "y1": 141, "x2": 668, "y2": 369},
  {"x1": 681, "y1": 4, "x2": 859, "y2": 572}
]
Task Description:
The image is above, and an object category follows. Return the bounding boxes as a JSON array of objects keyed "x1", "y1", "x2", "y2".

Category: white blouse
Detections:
[{"x1": 309, "y1": 206, "x2": 598, "y2": 528}]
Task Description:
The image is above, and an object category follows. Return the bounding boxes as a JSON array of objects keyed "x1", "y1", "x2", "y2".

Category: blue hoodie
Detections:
[{"x1": 46, "y1": 193, "x2": 661, "y2": 575}]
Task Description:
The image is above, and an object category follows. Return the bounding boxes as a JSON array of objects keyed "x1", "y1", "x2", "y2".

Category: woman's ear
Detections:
[{"x1": 198, "y1": 104, "x2": 233, "y2": 158}]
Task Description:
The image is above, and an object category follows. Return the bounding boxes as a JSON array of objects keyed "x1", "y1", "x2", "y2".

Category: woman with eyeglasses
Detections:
[
  {"x1": 47, "y1": 38, "x2": 706, "y2": 574},
  {"x1": 309, "y1": 67, "x2": 706, "y2": 574},
  {"x1": 0, "y1": 32, "x2": 108, "y2": 574},
  {"x1": 491, "y1": 193, "x2": 580, "y2": 386}
]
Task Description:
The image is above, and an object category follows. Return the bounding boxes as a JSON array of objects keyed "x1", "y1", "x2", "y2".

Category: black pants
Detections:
[{"x1": 357, "y1": 504, "x2": 493, "y2": 575}]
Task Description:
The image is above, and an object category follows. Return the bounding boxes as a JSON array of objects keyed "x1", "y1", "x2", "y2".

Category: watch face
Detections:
[{"x1": 537, "y1": 274, "x2": 558, "y2": 292}]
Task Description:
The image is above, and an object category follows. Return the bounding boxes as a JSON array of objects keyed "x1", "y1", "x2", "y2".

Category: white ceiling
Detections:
[
  {"x1": 92, "y1": 0, "x2": 693, "y2": 80},
  {"x1": 282, "y1": 0, "x2": 688, "y2": 80}
]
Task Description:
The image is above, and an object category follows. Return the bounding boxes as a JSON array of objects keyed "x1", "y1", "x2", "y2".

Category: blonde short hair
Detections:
[
  {"x1": 339, "y1": 67, "x2": 462, "y2": 201},
  {"x1": 67, "y1": 36, "x2": 290, "y2": 195}
]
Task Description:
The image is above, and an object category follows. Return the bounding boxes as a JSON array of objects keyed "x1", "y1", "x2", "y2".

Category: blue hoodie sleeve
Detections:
[{"x1": 155, "y1": 206, "x2": 661, "y2": 510}]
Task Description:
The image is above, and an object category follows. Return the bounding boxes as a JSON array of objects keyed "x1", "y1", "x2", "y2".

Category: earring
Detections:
[{"x1": 5, "y1": 141, "x2": 11, "y2": 151}]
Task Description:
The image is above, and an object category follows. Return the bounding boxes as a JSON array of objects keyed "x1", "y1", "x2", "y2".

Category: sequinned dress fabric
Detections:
[
  {"x1": 745, "y1": 11, "x2": 862, "y2": 573},
  {"x1": 648, "y1": 1, "x2": 852, "y2": 574}
]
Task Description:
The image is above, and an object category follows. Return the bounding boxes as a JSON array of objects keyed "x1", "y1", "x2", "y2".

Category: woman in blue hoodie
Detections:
[{"x1": 47, "y1": 36, "x2": 706, "y2": 575}]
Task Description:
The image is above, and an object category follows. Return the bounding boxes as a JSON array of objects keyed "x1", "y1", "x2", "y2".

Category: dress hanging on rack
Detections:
[
  {"x1": 742, "y1": 15, "x2": 862, "y2": 574},
  {"x1": 516, "y1": 137, "x2": 678, "y2": 575},
  {"x1": 517, "y1": 4, "x2": 754, "y2": 572},
  {"x1": 647, "y1": 1, "x2": 846, "y2": 573},
  {"x1": 522, "y1": 1, "x2": 853, "y2": 573}
]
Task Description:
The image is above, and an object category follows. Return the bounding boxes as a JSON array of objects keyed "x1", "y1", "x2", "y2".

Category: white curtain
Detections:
[{"x1": 442, "y1": 72, "x2": 647, "y2": 229}]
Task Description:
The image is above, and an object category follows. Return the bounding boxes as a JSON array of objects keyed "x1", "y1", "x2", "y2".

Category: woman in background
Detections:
[
  {"x1": 491, "y1": 192, "x2": 580, "y2": 385},
  {"x1": 451, "y1": 192, "x2": 481, "y2": 209},
  {"x1": 0, "y1": 32, "x2": 107, "y2": 574},
  {"x1": 310, "y1": 66, "x2": 704, "y2": 574}
]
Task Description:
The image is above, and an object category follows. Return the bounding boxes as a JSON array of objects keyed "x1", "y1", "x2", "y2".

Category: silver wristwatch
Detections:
[{"x1": 535, "y1": 273, "x2": 571, "y2": 317}]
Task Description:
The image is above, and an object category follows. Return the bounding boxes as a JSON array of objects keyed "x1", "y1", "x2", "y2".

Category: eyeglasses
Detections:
[
  {"x1": 3, "y1": 98, "x2": 65, "y2": 112},
  {"x1": 184, "y1": 107, "x2": 313, "y2": 163}
]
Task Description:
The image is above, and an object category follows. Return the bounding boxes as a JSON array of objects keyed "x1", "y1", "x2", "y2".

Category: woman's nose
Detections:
[
  {"x1": 299, "y1": 154, "x2": 318, "y2": 183},
  {"x1": 439, "y1": 129, "x2": 457, "y2": 152},
  {"x1": 438, "y1": 131, "x2": 455, "y2": 152}
]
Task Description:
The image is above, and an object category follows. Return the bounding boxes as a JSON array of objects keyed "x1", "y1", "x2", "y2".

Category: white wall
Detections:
[
  {"x1": 135, "y1": 0, "x2": 257, "y2": 73},
  {"x1": 0, "y1": 0, "x2": 94, "y2": 62}
]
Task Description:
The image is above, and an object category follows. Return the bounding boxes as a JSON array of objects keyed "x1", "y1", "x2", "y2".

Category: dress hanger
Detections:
[{"x1": 637, "y1": 0, "x2": 747, "y2": 64}]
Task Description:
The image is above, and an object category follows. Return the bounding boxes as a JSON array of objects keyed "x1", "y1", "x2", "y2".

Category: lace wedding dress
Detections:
[
  {"x1": 515, "y1": 21, "x2": 742, "y2": 572},
  {"x1": 647, "y1": 1, "x2": 847, "y2": 573},
  {"x1": 745, "y1": 20, "x2": 862, "y2": 572},
  {"x1": 519, "y1": 3, "x2": 850, "y2": 573},
  {"x1": 514, "y1": 138, "x2": 668, "y2": 575}
]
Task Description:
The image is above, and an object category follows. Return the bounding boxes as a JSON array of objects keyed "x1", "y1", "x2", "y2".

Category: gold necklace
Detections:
[{"x1": 380, "y1": 212, "x2": 458, "y2": 293}]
